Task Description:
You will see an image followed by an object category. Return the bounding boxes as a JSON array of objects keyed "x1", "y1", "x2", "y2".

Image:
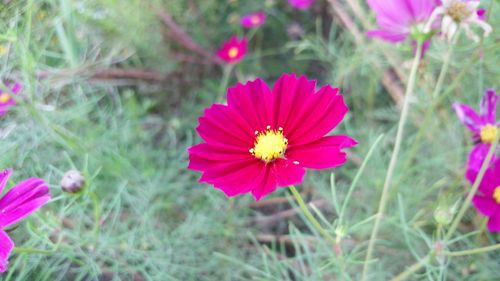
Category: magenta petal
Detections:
[
  {"x1": 466, "y1": 144, "x2": 494, "y2": 175},
  {"x1": 479, "y1": 89, "x2": 498, "y2": 124},
  {"x1": 196, "y1": 104, "x2": 254, "y2": 148},
  {"x1": 0, "y1": 178, "x2": 50, "y2": 227},
  {"x1": 367, "y1": 30, "x2": 407, "y2": 42},
  {"x1": 201, "y1": 160, "x2": 264, "y2": 197},
  {"x1": 271, "y1": 74, "x2": 316, "y2": 130},
  {"x1": 251, "y1": 167, "x2": 277, "y2": 201},
  {"x1": 272, "y1": 158, "x2": 306, "y2": 187},
  {"x1": 472, "y1": 196, "x2": 498, "y2": 217},
  {"x1": 0, "y1": 169, "x2": 12, "y2": 194},
  {"x1": 287, "y1": 135, "x2": 357, "y2": 169},
  {"x1": 0, "y1": 229, "x2": 13, "y2": 273},
  {"x1": 288, "y1": 85, "x2": 347, "y2": 145},
  {"x1": 487, "y1": 212, "x2": 500, "y2": 232},
  {"x1": 227, "y1": 79, "x2": 271, "y2": 132},
  {"x1": 453, "y1": 103, "x2": 482, "y2": 132}
]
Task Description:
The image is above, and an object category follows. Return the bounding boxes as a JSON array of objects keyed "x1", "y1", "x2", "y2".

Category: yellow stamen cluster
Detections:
[
  {"x1": 228, "y1": 47, "x2": 239, "y2": 58},
  {"x1": 250, "y1": 126, "x2": 288, "y2": 163},
  {"x1": 0, "y1": 93, "x2": 10, "y2": 104},
  {"x1": 446, "y1": 1, "x2": 473, "y2": 22},
  {"x1": 480, "y1": 124, "x2": 498, "y2": 144},
  {"x1": 493, "y1": 187, "x2": 500, "y2": 204}
]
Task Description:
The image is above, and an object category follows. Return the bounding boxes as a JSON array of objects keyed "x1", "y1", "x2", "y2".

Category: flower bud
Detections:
[
  {"x1": 61, "y1": 170, "x2": 85, "y2": 193},
  {"x1": 434, "y1": 206, "x2": 454, "y2": 226}
]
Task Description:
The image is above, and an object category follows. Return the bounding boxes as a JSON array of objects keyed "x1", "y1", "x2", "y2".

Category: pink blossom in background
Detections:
[
  {"x1": 188, "y1": 73, "x2": 357, "y2": 200},
  {"x1": 467, "y1": 158, "x2": 500, "y2": 232},
  {"x1": 240, "y1": 11, "x2": 266, "y2": 29},
  {"x1": 0, "y1": 83, "x2": 21, "y2": 117},
  {"x1": 453, "y1": 89, "x2": 499, "y2": 172},
  {"x1": 0, "y1": 169, "x2": 51, "y2": 273},
  {"x1": 216, "y1": 36, "x2": 247, "y2": 64},
  {"x1": 288, "y1": 0, "x2": 315, "y2": 10},
  {"x1": 367, "y1": 0, "x2": 439, "y2": 43},
  {"x1": 477, "y1": 8, "x2": 487, "y2": 21}
]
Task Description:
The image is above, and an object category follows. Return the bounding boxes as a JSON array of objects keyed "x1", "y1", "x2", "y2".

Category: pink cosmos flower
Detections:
[
  {"x1": 288, "y1": 0, "x2": 315, "y2": 10},
  {"x1": 453, "y1": 89, "x2": 499, "y2": 172},
  {"x1": 0, "y1": 168, "x2": 51, "y2": 273},
  {"x1": 0, "y1": 83, "x2": 21, "y2": 117},
  {"x1": 466, "y1": 158, "x2": 500, "y2": 232},
  {"x1": 367, "y1": 0, "x2": 439, "y2": 43},
  {"x1": 188, "y1": 74, "x2": 357, "y2": 200},
  {"x1": 240, "y1": 11, "x2": 266, "y2": 29},
  {"x1": 216, "y1": 36, "x2": 247, "y2": 64}
]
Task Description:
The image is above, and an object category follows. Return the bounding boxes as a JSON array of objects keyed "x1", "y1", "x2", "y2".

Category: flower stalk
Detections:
[
  {"x1": 289, "y1": 185, "x2": 337, "y2": 246},
  {"x1": 361, "y1": 41, "x2": 424, "y2": 281}
]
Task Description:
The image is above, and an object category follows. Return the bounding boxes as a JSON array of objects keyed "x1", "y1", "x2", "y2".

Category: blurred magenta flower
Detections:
[
  {"x1": 0, "y1": 83, "x2": 21, "y2": 117},
  {"x1": 188, "y1": 73, "x2": 357, "y2": 200},
  {"x1": 467, "y1": 158, "x2": 500, "y2": 232},
  {"x1": 288, "y1": 0, "x2": 315, "y2": 10},
  {"x1": 453, "y1": 89, "x2": 499, "y2": 172},
  {"x1": 476, "y1": 8, "x2": 487, "y2": 21},
  {"x1": 367, "y1": 0, "x2": 439, "y2": 43},
  {"x1": 428, "y1": 0, "x2": 491, "y2": 41},
  {"x1": 216, "y1": 36, "x2": 247, "y2": 64},
  {"x1": 240, "y1": 11, "x2": 266, "y2": 29},
  {"x1": 0, "y1": 169, "x2": 51, "y2": 273}
]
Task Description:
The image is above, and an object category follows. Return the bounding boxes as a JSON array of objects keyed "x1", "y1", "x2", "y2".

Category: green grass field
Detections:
[{"x1": 0, "y1": 0, "x2": 499, "y2": 280}]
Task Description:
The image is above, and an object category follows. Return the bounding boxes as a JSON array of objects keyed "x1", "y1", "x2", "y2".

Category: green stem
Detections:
[
  {"x1": 216, "y1": 64, "x2": 234, "y2": 103},
  {"x1": 289, "y1": 185, "x2": 337, "y2": 246},
  {"x1": 361, "y1": 41, "x2": 423, "y2": 281},
  {"x1": 443, "y1": 243, "x2": 500, "y2": 257},
  {"x1": 445, "y1": 132, "x2": 500, "y2": 241},
  {"x1": 13, "y1": 247, "x2": 54, "y2": 255},
  {"x1": 403, "y1": 32, "x2": 459, "y2": 172},
  {"x1": 339, "y1": 134, "x2": 384, "y2": 225},
  {"x1": 89, "y1": 191, "x2": 100, "y2": 238},
  {"x1": 389, "y1": 255, "x2": 430, "y2": 281}
]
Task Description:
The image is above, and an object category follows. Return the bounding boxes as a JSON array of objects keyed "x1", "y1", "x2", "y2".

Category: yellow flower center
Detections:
[
  {"x1": 480, "y1": 124, "x2": 498, "y2": 144},
  {"x1": 250, "y1": 126, "x2": 288, "y2": 163},
  {"x1": 0, "y1": 93, "x2": 10, "y2": 104},
  {"x1": 228, "y1": 47, "x2": 239, "y2": 59},
  {"x1": 250, "y1": 16, "x2": 260, "y2": 25},
  {"x1": 0, "y1": 45, "x2": 7, "y2": 56},
  {"x1": 494, "y1": 187, "x2": 500, "y2": 204},
  {"x1": 446, "y1": 2, "x2": 473, "y2": 22}
]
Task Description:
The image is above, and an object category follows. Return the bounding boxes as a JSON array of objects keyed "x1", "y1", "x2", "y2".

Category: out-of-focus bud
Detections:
[
  {"x1": 287, "y1": 22, "x2": 305, "y2": 40},
  {"x1": 61, "y1": 170, "x2": 85, "y2": 193},
  {"x1": 434, "y1": 205, "x2": 456, "y2": 226}
]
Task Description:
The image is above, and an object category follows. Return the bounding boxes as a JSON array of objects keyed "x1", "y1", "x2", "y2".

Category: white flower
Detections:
[{"x1": 425, "y1": 0, "x2": 492, "y2": 42}]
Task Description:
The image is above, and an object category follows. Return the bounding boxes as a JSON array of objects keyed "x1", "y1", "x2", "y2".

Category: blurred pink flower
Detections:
[
  {"x1": 288, "y1": 0, "x2": 315, "y2": 10},
  {"x1": 0, "y1": 169, "x2": 51, "y2": 273},
  {"x1": 367, "y1": 0, "x2": 439, "y2": 43},
  {"x1": 467, "y1": 158, "x2": 500, "y2": 232},
  {"x1": 188, "y1": 74, "x2": 357, "y2": 200},
  {"x1": 240, "y1": 11, "x2": 266, "y2": 29},
  {"x1": 453, "y1": 89, "x2": 499, "y2": 172},
  {"x1": 0, "y1": 83, "x2": 21, "y2": 117},
  {"x1": 216, "y1": 36, "x2": 247, "y2": 64}
]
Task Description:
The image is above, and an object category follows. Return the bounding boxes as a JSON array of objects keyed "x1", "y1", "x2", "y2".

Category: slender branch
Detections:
[
  {"x1": 361, "y1": 42, "x2": 423, "y2": 281},
  {"x1": 443, "y1": 243, "x2": 500, "y2": 257},
  {"x1": 289, "y1": 185, "x2": 337, "y2": 246},
  {"x1": 445, "y1": 132, "x2": 500, "y2": 241}
]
